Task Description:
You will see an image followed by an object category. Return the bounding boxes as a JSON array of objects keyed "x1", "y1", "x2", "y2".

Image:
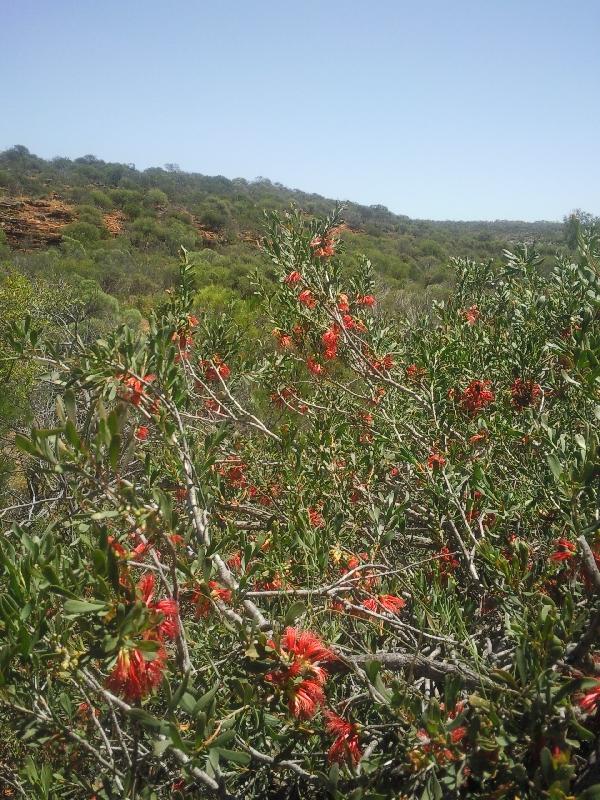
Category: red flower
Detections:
[
  {"x1": 284, "y1": 271, "x2": 302, "y2": 285},
  {"x1": 459, "y1": 380, "x2": 495, "y2": 413},
  {"x1": 138, "y1": 573, "x2": 179, "y2": 640},
  {"x1": 550, "y1": 538, "x2": 577, "y2": 562},
  {"x1": 361, "y1": 594, "x2": 406, "y2": 614},
  {"x1": 510, "y1": 378, "x2": 542, "y2": 409},
  {"x1": 135, "y1": 425, "x2": 149, "y2": 441},
  {"x1": 308, "y1": 507, "x2": 325, "y2": 528},
  {"x1": 406, "y1": 363, "x2": 425, "y2": 382},
  {"x1": 306, "y1": 356, "x2": 324, "y2": 376},
  {"x1": 298, "y1": 289, "x2": 317, "y2": 308},
  {"x1": 450, "y1": 725, "x2": 467, "y2": 744},
  {"x1": 357, "y1": 294, "x2": 376, "y2": 307},
  {"x1": 378, "y1": 594, "x2": 406, "y2": 613},
  {"x1": 322, "y1": 326, "x2": 340, "y2": 360},
  {"x1": 337, "y1": 293, "x2": 350, "y2": 312},
  {"x1": 192, "y1": 581, "x2": 232, "y2": 617},
  {"x1": 469, "y1": 431, "x2": 487, "y2": 444},
  {"x1": 310, "y1": 235, "x2": 335, "y2": 258},
  {"x1": 324, "y1": 710, "x2": 362, "y2": 765},
  {"x1": 107, "y1": 536, "x2": 128, "y2": 557},
  {"x1": 227, "y1": 552, "x2": 242, "y2": 572},
  {"x1": 273, "y1": 329, "x2": 293, "y2": 350},
  {"x1": 106, "y1": 644, "x2": 166, "y2": 702},
  {"x1": 579, "y1": 683, "x2": 600, "y2": 713},
  {"x1": 427, "y1": 450, "x2": 446, "y2": 470},
  {"x1": 118, "y1": 373, "x2": 156, "y2": 407},
  {"x1": 461, "y1": 305, "x2": 480, "y2": 325},
  {"x1": 266, "y1": 627, "x2": 336, "y2": 718},
  {"x1": 438, "y1": 546, "x2": 459, "y2": 578},
  {"x1": 203, "y1": 358, "x2": 231, "y2": 382}
]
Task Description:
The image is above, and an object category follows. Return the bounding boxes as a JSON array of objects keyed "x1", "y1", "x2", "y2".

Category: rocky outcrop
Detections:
[{"x1": 0, "y1": 195, "x2": 76, "y2": 248}]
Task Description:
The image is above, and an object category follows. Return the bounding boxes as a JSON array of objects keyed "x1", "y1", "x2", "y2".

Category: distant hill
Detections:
[{"x1": 0, "y1": 145, "x2": 566, "y2": 313}]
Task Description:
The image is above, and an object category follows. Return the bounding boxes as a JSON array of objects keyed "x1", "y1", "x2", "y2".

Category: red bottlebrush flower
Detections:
[
  {"x1": 427, "y1": 450, "x2": 446, "y2": 470},
  {"x1": 107, "y1": 536, "x2": 128, "y2": 557},
  {"x1": 469, "y1": 431, "x2": 487, "y2": 444},
  {"x1": 322, "y1": 326, "x2": 340, "y2": 360},
  {"x1": 550, "y1": 538, "x2": 577, "y2": 562},
  {"x1": 406, "y1": 363, "x2": 425, "y2": 382},
  {"x1": 218, "y1": 457, "x2": 247, "y2": 488},
  {"x1": 118, "y1": 373, "x2": 156, "y2": 407},
  {"x1": 227, "y1": 552, "x2": 242, "y2": 572},
  {"x1": 360, "y1": 412, "x2": 374, "y2": 426},
  {"x1": 510, "y1": 378, "x2": 542, "y2": 409},
  {"x1": 298, "y1": 289, "x2": 317, "y2": 308},
  {"x1": 287, "y1": 676, "x2": 325, "y2": 718},
  {"x1": 310, "y1": 235, "x2": 335, "y2": 258},
  {"x1": 324, "y1": 710, "x2": 362, "y2": 765},
  {"x1": 278, "y1": 627, "x2": 336, "y2": 673},
  {"x1": 135, "y1": 425, "x2": 149, "y2": 441},
  {"x1": 344, "y1": 552, "x2": 368, "y2": 572},
  {"x1": 461, "y1": 305, "x2": 480, "y2": 325},
  {"x1": 266, "y1": 627, "x2": 336, "y2": 719},
  {"x1": 389, "y1": 466, "x2": 400, "y2": 478},
  {"x1": 459, "y1": 380, "x2": 495, "y2": 413},
  {"x1": 284, "y1": 270, "x2": 302, "y2": 285},
  {"x1": 187, "y1": 314, "x2": 199, "y2": 327},
  {"x1": 357, "y1": 294, "x2": 376, "y2": 307},
  {"x1": 378, "y1": 594, "x2": 406, "y2": 613},
  {"x1": 203, "y1": 358, "x2": 231, "y2": 382},
  {"x1": 361, "y1": 597, "x2": 378, "y2": 612},
  {"x1": 579, "y1": 683, "x2": 600, "y2": 713},
  {"x1": 192, "y1": 581, "x2": 232, "y2": 617},
  {"x1": 273, "y1": 329, "x2": 293, "y2": 350},
  {"x1": 106, "y1": 644, "x2": 166, "y2": 702},
  {"x1": 174, "y1": 486, "x2": 188, "y2": 501},
  {"x1": 256, "y1": 573, "x2": 282, "y2": 591},
  {"x1": 362, "y1": 594, "x2": 406, "y2": 614},
  {"x1": 138, "y1": 573, "x2": 179, "y2": 640},
  {"x1": 308, "y1": 507, "x2": 325, "y2": 528},
  {"x1": 306, "y1": 356, "x2": 324, "y2": 376},
  {"x1": 438, "y1": 546, "x2": 460, "y2": 577},
  {"x1": 204, "y1": 398, "x2": 224, "y2": 415},
  {"x1": 337, "y1": 293, "x2": 350, "y2": 312},
  {"x1": 450, "y1": 725, "x2": 467, "y2": 744},
  {"x1": 370, "y1": 387, "x2": 386, "y2": 406}
]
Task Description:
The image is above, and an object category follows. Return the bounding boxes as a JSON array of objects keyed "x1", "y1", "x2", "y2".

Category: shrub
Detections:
[{"x1": 1, "y1": 210, "x2": 599, "y2": 799}]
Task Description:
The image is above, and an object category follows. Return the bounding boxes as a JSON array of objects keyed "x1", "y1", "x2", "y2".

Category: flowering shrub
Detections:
[{"x1": 1, "y1": 208, "x2": 599, "y2": 798}]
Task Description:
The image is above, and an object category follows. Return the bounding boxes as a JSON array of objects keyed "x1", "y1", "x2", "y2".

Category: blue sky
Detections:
[{"x1": 1, "y1": 0, "x2": 599, "y2": 221}]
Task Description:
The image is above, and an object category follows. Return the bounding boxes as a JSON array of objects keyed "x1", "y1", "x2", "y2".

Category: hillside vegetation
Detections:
[
  {"x1": 0, "y1": 201, "x2": 599, "y2": 798},
  {"x1": 1, "y1": 145, "x2": 564, "y2": 318}
]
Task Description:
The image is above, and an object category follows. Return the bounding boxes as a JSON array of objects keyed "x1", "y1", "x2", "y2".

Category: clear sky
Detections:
[{"x1": 1, "y1": 0, "x2": 599, "y2": 221}]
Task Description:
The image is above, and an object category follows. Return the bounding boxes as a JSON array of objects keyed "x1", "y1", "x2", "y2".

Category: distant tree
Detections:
[{"x1": 563, "y1": 209, "x2": 599, "y2": 249}]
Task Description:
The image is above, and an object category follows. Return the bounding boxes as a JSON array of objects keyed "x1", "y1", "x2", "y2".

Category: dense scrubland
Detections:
[{"x1": 1, "y1": 147, "x2": 599, "y2": 799}]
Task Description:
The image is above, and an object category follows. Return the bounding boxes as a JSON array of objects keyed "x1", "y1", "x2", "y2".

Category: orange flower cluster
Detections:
[
  {"x1": 510, "y1": 378, "x2": 542, "y2": 409},
  {"x1": 201, "y1": 356, "x2": 231, "y2": 382},
  {"x1": 310, "y1": 234, "x2": 336, "y2": 258},
  {"x1": 457, "y1": 380, "x2": 495, "y2": 413},
  {"x1": 461, "y1": 305, "x2": 480, "y2": 325},
  {"x1": 118, "y1": 372, "x2": 158, "y2": 412},
  {"x1": 265, "y1": 627, "x2": 336, "y2": 718},
  {"x1": 324, "y1": 710, "x2": 362, "y2": 765},
  {"x1": 192, "y1": 581, "x2": 232, "y2": 617},
  {"x1": 106, "y1": 574, "x2": 178, "y2": 702}
]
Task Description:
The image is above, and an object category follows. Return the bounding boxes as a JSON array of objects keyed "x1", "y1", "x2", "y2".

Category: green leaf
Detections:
[
  {"x1": 214, "y1": 748, "x2": 251, "y2": 766},
  {"x1": 578, "y1": 786, "x2": 600, "y2": 799},
  {"x1": 283, "y1": 601, "x2": 306, "y2": 626},
  {"x1": 547, "y1": 454, "x2": 563, "y2": 482},
  {"x1": 63, "y1": 599, "x2": 108, "y2": 615}
]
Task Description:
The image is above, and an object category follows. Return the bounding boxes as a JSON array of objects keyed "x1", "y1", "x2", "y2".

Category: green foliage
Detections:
[{"x1": 1, "y1": 211, "x2": 599, "y2": 798}]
